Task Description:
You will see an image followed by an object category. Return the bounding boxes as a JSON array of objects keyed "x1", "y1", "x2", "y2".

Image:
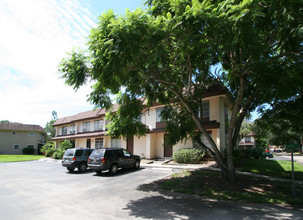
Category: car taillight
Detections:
[
  {"x1": 88, "y1": 158, "x2": 90, "y2": 163},
  {"x1": 72, "y1": 157, "x2": 76, "y2": 161},
  {"x1": 101, "y1": 158, "x2": 106, "y2": 164}
]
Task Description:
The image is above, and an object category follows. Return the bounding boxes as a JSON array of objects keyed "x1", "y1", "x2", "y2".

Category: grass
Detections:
[
  {"x1": 0, "y1": 155, "x2": 45, "y2": 162},
  {"x1": 158, "y1": 169, "x2": 303, "y2": 206},
  {"x1": 238, "y1": 159, "x2": 303, "y2": 180}
]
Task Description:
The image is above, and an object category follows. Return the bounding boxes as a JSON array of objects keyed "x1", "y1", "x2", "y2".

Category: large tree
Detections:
[{"x1": 59, "y1": 0, "x2": 302, "y2": 181}]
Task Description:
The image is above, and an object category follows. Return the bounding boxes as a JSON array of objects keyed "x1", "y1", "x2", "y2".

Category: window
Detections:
[
  {"x1": 95, "y1": 139, "x2": 104, "y2": 149},
  {"x1": 14, "y1": 144, "x2": 19, "y2": 150},
  {"x1": 85, "y1": 149, "x2": 93, "y2": 156},
  {"x1": 94, "y1": 120, "x2": 103, "y2": 131},
  {"x1": 82, "y1": 122, "x2": 90, "y2": 132},
  {"x1": 202, "y1": 101, "x2": 209, "y2": 118},
  {"x1": 61, "y1": 126, "x2": 67, "y2": 135},
  {"x1": 75, "y1": 150, "x2": 84, "y2": 156},
  {"x1": 156, "y1": 108, "x2": 163, "y2": 122},
  {"x1": 28, "y1": 145, "x2": 34, "y2": 148},
  {"x1": 28, "y1": 132, "x2": 35, "y2": 136},
  {"x1": 245, "y1": 136, "x2": 251, "y2": 142},
  {"x1": 111, "y1": 138, "x2": 121, "y2": 148},
  {"x1": 70, "y1": 125, "x2": 76, "y2": 134},
  {"x1": 123, "y1": 149, "x2": 131, "y2": 157}
]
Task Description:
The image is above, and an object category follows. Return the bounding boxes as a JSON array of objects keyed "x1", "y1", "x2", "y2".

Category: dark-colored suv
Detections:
[
  {"x1": 62, "y1": 148, "x2": 94, "y2": 172},
  {"x1": 88, "y1": 148, "x2": 140, "y2": 174}
]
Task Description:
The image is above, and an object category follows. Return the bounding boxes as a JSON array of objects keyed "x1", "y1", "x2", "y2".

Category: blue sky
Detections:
[
  {"x1": 0, "y1": 0, "x2": 144, "y2": 127},
  {"x1": 0, "y1": 0, "x2": 259, "y2": 127}
]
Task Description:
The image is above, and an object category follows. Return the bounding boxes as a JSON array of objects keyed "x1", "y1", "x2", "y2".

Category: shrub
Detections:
[
  {"x1": 60, "y1": 140, "x2": 73, "y2": 151},
  {"x1": 45, "y1": 147, "x2": 55, "y2": 157},
  {"x1": 173, "y1": 148, "x2": 205, "y2": 164},
  {"x1": 51, "y1": 140, "x2": 73, "y2": 159},
  {"x1": 233, "y1": 146, "x2": 264, "y2": 165},
  {"x1": 41, "y1": 142, "x2": 55, "y2": 155},
  {"x1": 22, "y1": 147, "x2": 35, "y2": 155},
  {"x1": 52, "y1": 149, "x2": 65, "y2": 159}
]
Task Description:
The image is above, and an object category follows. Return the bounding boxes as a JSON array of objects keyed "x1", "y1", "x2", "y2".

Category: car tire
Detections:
[
  {"x1": 78, "y1": 162, "x2": 87, "y2": 173},
  {"x1": 109, "y1": 164, "x2": 118, "y2": 174},
  {"x1": 134, "y1": 160, "x2": 140, "y2": 169},
  {"x1": 67, "y1": 167, "x2": 75, "y2": 172}
]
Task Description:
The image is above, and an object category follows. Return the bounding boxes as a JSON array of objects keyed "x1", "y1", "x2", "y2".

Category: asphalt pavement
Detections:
[{"x1": 0, "y1": 160, "x2": 302, "y2": 219}]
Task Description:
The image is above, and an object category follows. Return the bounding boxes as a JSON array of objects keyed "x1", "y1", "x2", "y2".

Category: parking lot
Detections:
[{"x1": 1, "y1": 161, "x2": 303, "y2": 220}]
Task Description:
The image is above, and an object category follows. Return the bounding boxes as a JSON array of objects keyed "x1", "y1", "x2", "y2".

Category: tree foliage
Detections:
[
  {"x1": 59, "y1": 0, "x2": 303, "y2": 180},
  {"x1": 255, "y1": 93, "x2": 303, "y2": 152},
  {"x1": 44, "y1": 111, "x2": 58, "y2": 141}
]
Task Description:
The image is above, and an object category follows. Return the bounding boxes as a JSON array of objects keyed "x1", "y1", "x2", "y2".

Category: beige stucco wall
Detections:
[
  {"x1": 134, "y1": 136, "x2": 147, "y2": 158},
  {"x1": 0, "y1": 130, "x2": 44, "y2": 155}
]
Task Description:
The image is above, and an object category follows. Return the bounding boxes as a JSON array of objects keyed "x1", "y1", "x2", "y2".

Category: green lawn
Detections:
[
  {"x1": 0, "y1": 155, "x2": 45, "y2": 162},
  {"x1": 238, "y1": 159, "x2": 303, "y2": 180}
]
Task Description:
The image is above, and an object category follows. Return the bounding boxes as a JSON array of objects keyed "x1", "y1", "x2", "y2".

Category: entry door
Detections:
[
  {"x1": 164, "y1": 135, "x2": 173, "y2": 157},
  {"x1": 86, "y1": 139, "x2": 91, "y2": 148},
  {"x1": 127, "y1": 137, "x2": 134, "y2": 154}
]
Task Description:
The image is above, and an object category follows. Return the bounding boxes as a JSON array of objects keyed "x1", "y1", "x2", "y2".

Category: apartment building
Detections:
[
  {"x1": 0, "y1": 123, "x2": 46, "y2": 155},
  {"x1": 52, "y1": 87, "x2": 231, "y2": 159},
  {"x1": 238, "y1": 132, "x2": 256, "y2": 149}
]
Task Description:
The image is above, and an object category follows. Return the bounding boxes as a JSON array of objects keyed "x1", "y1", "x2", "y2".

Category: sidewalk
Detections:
[{"x1": 140, "y1": 158, "x2": 217, "y2": 170}]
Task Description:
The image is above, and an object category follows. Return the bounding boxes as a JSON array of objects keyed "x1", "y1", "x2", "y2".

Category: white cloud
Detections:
[{"x1": 0, "y1": 0, "x2": 97, "y2": 127}]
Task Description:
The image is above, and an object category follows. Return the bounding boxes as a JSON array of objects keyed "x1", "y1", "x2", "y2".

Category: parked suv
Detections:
[
  {"x1": 88, "y1": 148, "x2": 140, "y2": 174},
  {"x1": 62, "y1": 148, "x2": 94, "y2": 172}
]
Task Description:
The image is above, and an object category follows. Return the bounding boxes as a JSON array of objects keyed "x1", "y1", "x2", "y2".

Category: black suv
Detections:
[
  {"x1": 62, "y1": 148, "x2": 94, "y2": 172},
  {"x1": 88, "y1": 148, "x2": 140, "y2": 174}
]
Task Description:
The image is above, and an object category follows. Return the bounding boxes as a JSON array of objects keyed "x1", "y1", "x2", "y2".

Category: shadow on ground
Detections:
[{"x1": 123, "y1": 176, "x2": 303, "y2": 220}]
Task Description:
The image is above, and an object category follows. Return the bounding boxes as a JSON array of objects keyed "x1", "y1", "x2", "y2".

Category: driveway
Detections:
[{"x1": 0, "y1": 161, "x2": 302, "y2": 220}]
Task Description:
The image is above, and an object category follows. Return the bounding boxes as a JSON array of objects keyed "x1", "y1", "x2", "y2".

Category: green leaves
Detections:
[{"x1": 59, "y1": 50, "x2": 89, "y2": 90}]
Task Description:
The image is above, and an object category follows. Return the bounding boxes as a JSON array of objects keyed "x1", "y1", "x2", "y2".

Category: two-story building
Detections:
[
  {"x1": 0, "y1": 123, "x2": 46, "y2": 155},
  {"x1": 238, "y1": 132, "x2": 256, "y2": 149},
  {"x1": 52, "y1": 86, "x2": 231, "y2": 159}
]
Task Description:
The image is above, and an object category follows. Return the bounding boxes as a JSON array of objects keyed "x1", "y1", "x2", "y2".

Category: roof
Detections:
[
  {"x1": 53, "y1": 104, "x2": 119, "y2": 126},
  {"x1": 0, "y1": 123, "x2": 45, "y2": 133}
]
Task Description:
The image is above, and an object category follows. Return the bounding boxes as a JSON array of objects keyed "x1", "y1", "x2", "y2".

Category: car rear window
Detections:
[
  {"x1": 64, "y1": 149, "x2": 75, "y2": 157},
  {"x1": 90, "y1": 149, "x2": 105, "y2": 157}
]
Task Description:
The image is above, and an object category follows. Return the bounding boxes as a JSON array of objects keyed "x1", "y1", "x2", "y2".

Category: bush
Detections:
[
  {"x1": 41, "y1": 142, "x2": 55, "y2": 155},
  {"x1": 173, "y1": 148, "x2": 205, "y2": 164},
  {"x1": 51, "y1": 140, "x2": 73, "y2": 159},
  {"x1": 233, "y1": 146, "x2": 264, "y2": 165},
  {"x1": 59, "y1": 140, "x2": 73, "y2": 151},
  {"x1": 45, "y1": 147, "x2": 55, "y2": 157},
  {"x1": 22, "y1": 147, "x2": 35, "y2": 155},
  {"x1": 52, "y1": 149, "x2": 65, "y2": 159}
]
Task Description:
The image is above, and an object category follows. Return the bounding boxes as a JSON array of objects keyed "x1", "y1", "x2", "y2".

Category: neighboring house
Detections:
[
  {"x1": 0, "y1": 123, "x2": 46, "y2": 155},
  {"x1": 52, "y1": 85, "x2": 231, "y2": 159},
  {"x1": 238, "y1": 132, "x2": 256, "y2": 149}
]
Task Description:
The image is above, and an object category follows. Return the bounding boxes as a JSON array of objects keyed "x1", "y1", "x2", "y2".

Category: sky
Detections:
[{"x1": 0, "y1": 0, "x2": 144, "y2": 127}]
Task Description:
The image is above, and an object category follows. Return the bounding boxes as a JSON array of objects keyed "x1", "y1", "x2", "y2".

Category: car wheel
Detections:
[
  {"x1": 134, "y1": 160, "x2": 140, "y2": 169},
  {"x1": 67, "y1": 167, "x2": 75, "y2": 172},
  {"x1": 109, "y1": 164, "x2": 118, "y2": 174},
  {"x1": 78, "y1": 162, "x2": 87, "y2": 172}
]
